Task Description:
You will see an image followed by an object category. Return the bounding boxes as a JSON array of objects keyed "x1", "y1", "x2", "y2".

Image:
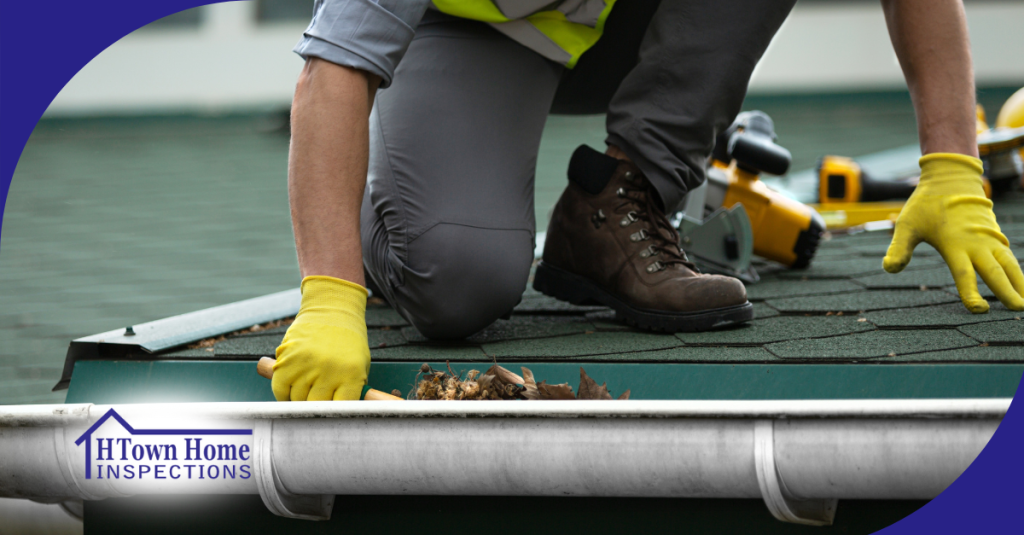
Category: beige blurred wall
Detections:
[
  {"x1": 750, "y1": 1, "x2": 1024, "y2": 93},
  {"x1": 46, "y1": 1, "x2": 1024, "y2": 117}
]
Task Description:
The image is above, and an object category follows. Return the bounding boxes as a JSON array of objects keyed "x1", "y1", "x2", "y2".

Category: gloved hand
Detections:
[
  {"x1": 273, "y1": 276, "x2": 370, "y2": 401},
  {"x1": 883, "y1": 153, "x2": 1024, "y2": 313}
]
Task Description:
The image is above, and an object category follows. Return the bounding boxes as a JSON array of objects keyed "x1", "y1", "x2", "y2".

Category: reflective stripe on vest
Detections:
[{"x1": 432, "y1": 0, "x2": 616, "y2": 68}]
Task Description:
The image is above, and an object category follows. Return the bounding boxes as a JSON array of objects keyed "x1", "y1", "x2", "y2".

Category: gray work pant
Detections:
[{"x1": 359, "y1": 3, "x2": 795, "y2": 339}]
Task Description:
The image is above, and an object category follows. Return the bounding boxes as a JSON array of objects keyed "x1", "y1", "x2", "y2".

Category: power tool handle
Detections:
[
  {"x1": 256, "y1": 357, "x2": 402, "y2": 401},
  {"x1": 859, "y1": 172, "x2": 918, "y2": 202}
]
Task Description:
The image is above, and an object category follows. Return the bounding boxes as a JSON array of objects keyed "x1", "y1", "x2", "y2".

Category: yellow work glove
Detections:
[
  {"x1": 273, "y1": 276, "x2": 370, "y2": 401},
  {"x1": 883, "y1": 153, "x2": 1024, "y2": 313}
]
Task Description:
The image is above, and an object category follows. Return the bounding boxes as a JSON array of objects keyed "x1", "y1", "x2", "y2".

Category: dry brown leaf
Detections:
[
  {"x1": 577, "y1": 367, "x2": 613, "y2": 400},
  {"x1": 538, "y1": 382, "x2": 576, "y2": 400},
  {"x1": 522, "y1": 366, "x2": 574, "y2": 400},
  {"x1": 617, "y1": 390, "x2": 631, "y2": 400},
  {"x1": 485, "y1": 364, "x2": 525, "y2": 386},
  {"x1": 521, "y1": 367, "x2": 540, "y2": 400}
]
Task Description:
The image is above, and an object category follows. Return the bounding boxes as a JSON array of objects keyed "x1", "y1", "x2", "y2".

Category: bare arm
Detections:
[
  {"x1": 880, "y1": 0, "x2": 977, "y2": 157},
  {"x1": 879, "y1": 0, "x2": 1024, "y2": 313},
  {"x1": 288, "y1": 57, "x2": 380, "y2": 286},
  {"x1": 276, "y1": 0, "x2": 429, "y2": 401}
]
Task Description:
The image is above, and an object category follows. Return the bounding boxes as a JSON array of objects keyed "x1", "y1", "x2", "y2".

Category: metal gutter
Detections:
[
  {"x1": 53, "y1": 289, "x2": 299, "y2": 391},
  {"x1": 0, "y1": 399, "x2": 1007, "y2": 525}
]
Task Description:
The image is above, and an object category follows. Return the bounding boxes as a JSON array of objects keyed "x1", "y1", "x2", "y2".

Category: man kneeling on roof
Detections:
[{"x1": 271, "y1": 0, "x2": 1024, "y2": 401}]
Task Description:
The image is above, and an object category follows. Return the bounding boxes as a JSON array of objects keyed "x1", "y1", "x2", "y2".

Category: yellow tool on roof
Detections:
[
  {"x1": 814, "y1": 88, "x2": 1024, "y2": 226},
  {"x1": 994, "y1": 86, "x2": 1024, "y2": 160},
  {"x1": 703, "y1": 111, "x2": 824, "y2": 269},
  {"x1": 807, "y1": 201, "x2": 904, "y2": 230}
]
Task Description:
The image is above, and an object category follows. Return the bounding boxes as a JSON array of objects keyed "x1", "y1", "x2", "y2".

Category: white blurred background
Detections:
[{"x1": 46, "y1": 0, "x2": 1024, "y2": 117}]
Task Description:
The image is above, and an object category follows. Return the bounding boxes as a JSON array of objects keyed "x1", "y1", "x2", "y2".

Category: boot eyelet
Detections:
[
  {"x1": 616, "y1": 187, "x2": 626, "y2": 197},
  {"x1": 639, "y1": 245, "x2": 659, "y2": 258},
  {"x1": 630, "y1": 229, "x2": 650, "y2": 242},
  {"x1": 623, "y1": 171, "x2": 633, "y2": 179},
  {"x1": 645, "y1": 261, "x2": 665, "y2": 273},
  {"x1": 619, "y1": 211, "x2": 639, "y2": 227},
  {"x1": 591, "y1": 209, "x2": 606, "y2": 229}
]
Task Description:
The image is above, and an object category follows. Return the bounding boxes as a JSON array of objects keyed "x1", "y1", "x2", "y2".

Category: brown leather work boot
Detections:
[{"x1": 535, "y1": 145, "x2": 752, "y2": 331}]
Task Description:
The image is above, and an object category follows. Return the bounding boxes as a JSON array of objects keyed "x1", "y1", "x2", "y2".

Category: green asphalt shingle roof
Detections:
[
  {"x1": 163, "y1": 193, "x2": 1024, "y2": 365},
  {"x1": 5, "y1": 89, "x2": 1022, "y2": 404}
]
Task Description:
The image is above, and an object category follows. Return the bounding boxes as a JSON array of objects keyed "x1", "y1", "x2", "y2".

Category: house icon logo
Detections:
[{"x1": 75, "y1": 409, "x2": 253, "y2": 481}]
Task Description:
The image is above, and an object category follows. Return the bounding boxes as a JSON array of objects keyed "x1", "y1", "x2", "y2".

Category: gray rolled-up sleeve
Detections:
[{"x1": 293, "y1": 0, "x2": 431, "y2": 88}]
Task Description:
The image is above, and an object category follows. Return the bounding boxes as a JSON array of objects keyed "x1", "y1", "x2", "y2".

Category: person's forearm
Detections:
[
  {"x1": 288, "y1": 58, "x2": 380, "y2": 285},
  {"x1": 881, "y1": 0, "x2": 978, "y2": 158}
]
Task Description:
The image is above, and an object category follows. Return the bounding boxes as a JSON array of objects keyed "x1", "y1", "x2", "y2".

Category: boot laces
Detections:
[{"x1": 616, "y1": 177, "x2": 698, "y2": 272}]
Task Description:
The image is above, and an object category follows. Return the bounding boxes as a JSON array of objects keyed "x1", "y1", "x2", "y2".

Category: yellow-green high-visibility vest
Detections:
[{"x1": 432, "y1": 0, "x2": 616, "y2": 68}]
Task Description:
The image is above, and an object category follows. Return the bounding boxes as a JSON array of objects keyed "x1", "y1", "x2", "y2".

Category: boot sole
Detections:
[{"x1": 533, "y1": 261, "x2": 753, "y2": 332}]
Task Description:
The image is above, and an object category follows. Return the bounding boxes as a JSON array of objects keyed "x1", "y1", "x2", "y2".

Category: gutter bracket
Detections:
[
  {"x1": 253, "y1": 420, "x2": 334, "y2": 521},
  {"x1": 754, "y1": 420, "x2": 837, "y2": 526}
]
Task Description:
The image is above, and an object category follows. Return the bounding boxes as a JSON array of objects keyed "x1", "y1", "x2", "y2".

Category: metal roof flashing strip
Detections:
[
  {"x1": 0, "y1": 400, "x2": 1009, "y2": 525},
  {"x1": 52, "y1": 289, "x2": 300, "y2": 391}
]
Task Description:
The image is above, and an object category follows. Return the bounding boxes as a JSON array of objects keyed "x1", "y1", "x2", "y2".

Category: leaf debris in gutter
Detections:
[{"x1": 414, "y1": 363, "x2": 629, "y2": 401}]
